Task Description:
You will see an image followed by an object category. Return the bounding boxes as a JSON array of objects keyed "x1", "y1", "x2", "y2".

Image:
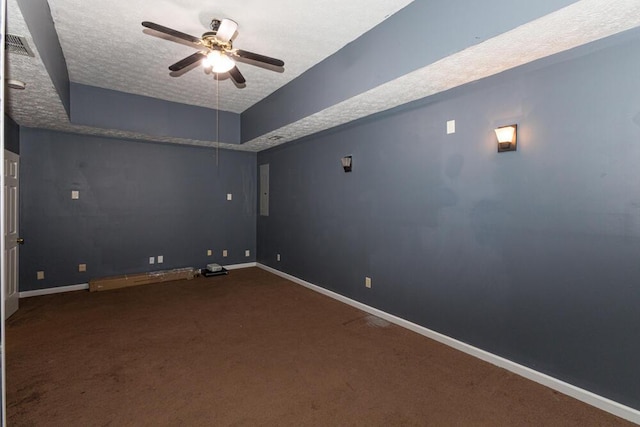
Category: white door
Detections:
[{"x1": 4, "y1": 150, "x2": 19, "y2": 319}]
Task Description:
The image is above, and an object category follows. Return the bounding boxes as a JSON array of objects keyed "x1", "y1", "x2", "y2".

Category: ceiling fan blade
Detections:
[
  {"x1": 228, "y1": 66, "x2": 246, "y2": 85},
  {"x1": 142, "y1": 21, "x2": 202, "y2": 45},
  {"x1": 169, "y1": 51, "x2": 206, "y2": 72},
  {"x1": 234, "y1": 49, "x2": 284, "y2": 67},
  {"x1": 216, "y1": 19, "x2": 238, "y2": 43}
]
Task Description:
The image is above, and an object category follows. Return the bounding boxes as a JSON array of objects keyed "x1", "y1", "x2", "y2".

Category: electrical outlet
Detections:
[
  {"x1": 71, "y1": 190, "x2": 79, "y2": 199},
  {"x1": 245, "y1": 250, "x2": 250, "y2": 257},
  {"x1": 37, "y1": 271, "x2": 45, "y2": 280},
  {"x1": 365, "y1": 277, "x2": 372, "y2": 288},
  {"x1": 157, "y1": 255, "x2": 163, "y2": 264},
  {"x1": 223, "y1": 249, "x2": 228, "y2": 257},
  {"x1": 207, "y1": 249, "x2": 212, "y2": 256},
  {"x1": 149, "y1": 256, "x2": 155, "y2": 264},
  {"x1": 277, "y1": 254, "x2": 281, "y2": 261},
  {"x1": 227, "y1": 193, "x2": 233, "y2": 201},
  {"x1": 78, "y1": 264, "x2": 87, "y2": 272}
]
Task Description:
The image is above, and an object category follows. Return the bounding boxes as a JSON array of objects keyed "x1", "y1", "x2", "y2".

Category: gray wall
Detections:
[
  {"x1": 4, "y1": 114, "x2": 20, "y2": 154},
  {"x1": 257, "y1": 30, "x2": 640, "y2": 409},
  {"x1": 241, "y1": 0, "x2": 577, "y2": 141},
  {"x1": 16, "y1": 0, "x2": 70, "y2": 115},
  {"x1": 20, "y1": 129, "x2": 256, "y2": 291},
  {"x1": 71, "y1": 83, "x2": 241, "y2": 144}
]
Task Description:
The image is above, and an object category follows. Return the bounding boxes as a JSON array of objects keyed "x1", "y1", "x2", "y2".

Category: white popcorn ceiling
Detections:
[
  {"x1": 47, "y1": 0, "x2": 414, "y2": 114},
  {"x1": 6, "y1": 0, "x2": 640, "y2": 152}
]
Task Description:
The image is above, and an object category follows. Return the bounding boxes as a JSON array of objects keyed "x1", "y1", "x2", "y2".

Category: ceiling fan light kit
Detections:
[
  {"x1": 141, "y1": 17, "x2": 284, "y2": 87},
  {"x1": 203, "y1": 50, "x2": 235, "y2": 73}
]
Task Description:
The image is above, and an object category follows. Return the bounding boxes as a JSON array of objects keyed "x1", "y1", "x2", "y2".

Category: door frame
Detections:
[
  {"x1": 3, "y1": 150, "x2": 19, "y2": 319},
  {"x1": 2, "y1": 0, "x2": 10, "y2": 423}
]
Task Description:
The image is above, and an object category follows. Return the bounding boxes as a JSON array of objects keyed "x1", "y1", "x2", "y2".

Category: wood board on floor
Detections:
[{"x1": 89, "y1": 268, "x2": 196, "y2": 292}]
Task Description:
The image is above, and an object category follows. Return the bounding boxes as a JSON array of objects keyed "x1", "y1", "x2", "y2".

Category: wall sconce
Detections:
[
  {"x1": 341, "y1": 155, "x2": 352, "y2": 172},
  {"x1": 495, "y1": 124, "x2": 517, "y2": 152}
]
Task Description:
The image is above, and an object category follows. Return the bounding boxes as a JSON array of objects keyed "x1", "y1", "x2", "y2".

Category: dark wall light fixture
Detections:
[
  {"x1": 341, "y1": 155, "x2": 353, "y2": 172},
  {"x1": 495, "y1": 124, "x2": 517, "y2": 152}
]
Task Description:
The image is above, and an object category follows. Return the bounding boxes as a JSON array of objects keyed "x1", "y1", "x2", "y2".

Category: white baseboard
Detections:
[
  {"x1": 17, "y1": 264, "x2": 258, "y2": 298},
  {"x1": 257, "y1": 263, "x2": 640, "y2": 424},
  {"x1": 19, "y1": 283, "x2": 89, "y2": 298}
]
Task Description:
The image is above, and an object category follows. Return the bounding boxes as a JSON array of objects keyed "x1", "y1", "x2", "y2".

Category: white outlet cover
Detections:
[
  {"x1": 227, "y1": 193, "x2": 233, "y2": 201},
  {"x1": 207, "y1": 249, "x2": 212, "y2": 256},
  {"x1": 71, "y1": 190, "x2": 79, "y2": 199},
  {"x1": 245, "y1": 250, "x2": 250, "y2": 257},
  {"x1": 223, "y1": 250, "x2": 228, "y2": 257},
  {"x1": 37, "y1": 271, "x2": 45, "y2": 280},
  {"x1": 365, "y1": 277, "x2": 372, "y2": 288},
  {"x1": 446, "y1": 120, "x2": 456, "y2": 134},
  {"x1": 78, "y1": 263, "x2": 86, "y2": 272},
  {"x1": 149, "y1": 256, "x2": 155, "y2": 264},
  {"x1": 157, "y1": 255, "x2": 163, "y2": 263},
  {"x1": 277, "y1": 254, "x2": 281, "y2": 261}
]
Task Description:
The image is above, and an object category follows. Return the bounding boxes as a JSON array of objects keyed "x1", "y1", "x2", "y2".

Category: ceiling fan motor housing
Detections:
[{"x1": 202, "y1": 33, "x2": 232, "y2": 50}]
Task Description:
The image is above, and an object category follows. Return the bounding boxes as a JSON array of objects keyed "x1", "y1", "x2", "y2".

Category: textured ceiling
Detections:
[
  {"x1": 244, "y1": 0, "x2": 640, "y2": 150},
  {"x1": 48, "y1": 0, "x2": 413, "y2": 114},
  {"x1": 5, "y1": 0, "x2": 640, "y2": 152}
]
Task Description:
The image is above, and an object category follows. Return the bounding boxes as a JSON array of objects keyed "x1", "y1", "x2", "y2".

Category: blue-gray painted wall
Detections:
[
  {"x1": 16, "y1": 0, "x2": 70, "y2": 116},
  {"x1": 10, "y1": 0, "x2": 640, "y2": 413},
  {"x1": 70, "y1": 83, "x2": 241, "y2": 144},
  {"x1": 4, "y1": 114, "x2": 20, "y2": 154},
  {"x1": 19, "y1": 129, "x2": 256, "y2": 291},
  {"x1": 257, "y1": 30, "x2": 640, "y2": 409},
  {"x1": 241, "y1": 0, "x2": 578, "y2": 142}
]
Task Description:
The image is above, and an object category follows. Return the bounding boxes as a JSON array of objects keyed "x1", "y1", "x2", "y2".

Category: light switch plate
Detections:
[
  {"x1": 71, "y1": 190, "x2": 79, "y2": 199},
  {"x1": 446, "y1": 120, "x2": 456, "y2": 134},
  {"x1": 149, "y1": 257, "x2": 155, "y2": 264},
  {"x1": 78, "y1": 264, "x2": 86, "y2": 272}
]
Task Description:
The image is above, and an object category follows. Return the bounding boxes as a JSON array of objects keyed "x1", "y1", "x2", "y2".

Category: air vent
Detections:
[{"x1": 5, "y1": 34, "x2": 35, "y2": 57}]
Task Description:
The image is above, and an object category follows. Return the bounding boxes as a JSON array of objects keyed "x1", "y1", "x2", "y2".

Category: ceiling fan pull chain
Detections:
[{"x1": 216, "y1": 76, "x2": 219, "y2": 168}]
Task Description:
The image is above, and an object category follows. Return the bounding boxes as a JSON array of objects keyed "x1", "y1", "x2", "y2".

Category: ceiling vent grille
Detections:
[{"x1": 5, "y1": 34, "x2": 35, "y2": 57}]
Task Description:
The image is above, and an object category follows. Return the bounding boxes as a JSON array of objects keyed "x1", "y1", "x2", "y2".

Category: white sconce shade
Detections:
[
  {"x1": 495, "y1": 124, "x2": 517, "y2": 152},
  {"x1": 7, "y1": 79, "x2": 26, "y2": 90},
  {"x1": 203, "y1": 50, "x2": 235, "y2": 73},
  {"x1": 341, "y1": 155, "x2": 352, "y2": 172}
]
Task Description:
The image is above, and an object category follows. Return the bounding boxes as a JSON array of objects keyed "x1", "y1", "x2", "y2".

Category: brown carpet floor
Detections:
[{"x1": 6, "y1": 267, "x2": 633, "y2": 426}]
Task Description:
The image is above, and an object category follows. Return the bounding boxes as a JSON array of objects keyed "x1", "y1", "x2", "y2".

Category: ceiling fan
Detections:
[{"x1": 141, "y1": 18, "x2": 284, "y2": 87}]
